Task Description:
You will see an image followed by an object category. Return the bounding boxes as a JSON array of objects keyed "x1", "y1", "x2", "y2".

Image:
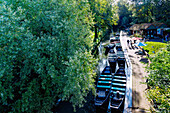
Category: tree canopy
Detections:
[
  {"x1": 88, "y1": 0, "x2": 118, "y2": 55},
  {"x1": 0, "y1": 0, "x2": 97, "y2": 112},
  {"x1": 115, "y1": 0, "x2": 170, "y2": 31}
]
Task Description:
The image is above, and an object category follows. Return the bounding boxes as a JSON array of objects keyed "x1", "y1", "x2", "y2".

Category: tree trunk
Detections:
[{"x1": 94, "y1": 24, "x2": 98, "y2": 42}]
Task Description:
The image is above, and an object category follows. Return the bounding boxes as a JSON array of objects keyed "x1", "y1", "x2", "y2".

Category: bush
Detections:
[
  {"x1": 134, "y1": 33, "x2": 142, "y2": 38},
  {"x1": 146, "y1": 43, "x2": 170, "y2": 112}
]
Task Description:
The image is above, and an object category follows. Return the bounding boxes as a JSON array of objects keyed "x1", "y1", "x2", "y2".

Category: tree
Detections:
[
  {"x1": 117, "y1": 0, "x2": 133, "y2": 30},
  {"x1": 129, "y1": 0, "x2": 170, "y2": 25},
  {"x1": 0, "y1": 0, "x2": 97, "y2": 112},
  {"x1": 88, "y1": 0, "x2": 118, "y2": 55},
  {"x1": 146, "y1": 43, "x2": 170, "y2": 112}
]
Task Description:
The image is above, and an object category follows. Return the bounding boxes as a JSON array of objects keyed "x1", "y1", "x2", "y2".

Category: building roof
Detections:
[
  {"x1": 129, "y1": 24, "x2": 141, "y2": 31},
  {"x1": 130, "y1": 23, "x2": 158, "y2": 31},
  {"x1": 152, "y1": 22, "x2": 167, "y2": 28},
  {"x1": 140, "y1": 23, "x2": 151, "y2": 29}
]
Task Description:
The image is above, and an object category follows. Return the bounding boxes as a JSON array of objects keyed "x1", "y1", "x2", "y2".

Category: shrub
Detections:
[
  {"x1": 134, "y1": 33, "x2": 142, "y2": 38},
  {"x1": 146, "y1": 43, "x2": 170, "y2": 112}
]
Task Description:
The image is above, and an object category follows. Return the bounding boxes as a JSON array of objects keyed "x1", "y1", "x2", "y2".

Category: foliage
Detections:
[
  {"x1": 134, "y1": 33, "x2": 142, "y2": 38},
  {"x1": 132, "y1": 0, "x2": 169, "y2": 25},
  {"x1": 88, "y1": 0, "x2": 119, "y2": 55},
  {"x1": 117, "y1": 0, "x2": 133, "y2": 30},
  {"x1": 146, "y1": 43, "x2": 170, "y2": 112},
  {"x1": 116, "y1": 0, "x2": 170, "y2": 27},
  {"x1": 0, "y1": 0, "x2": 97, "y2": 112},
  {"x1": 89, "y1": 0, "x2": 118, "y2": 29},
  {"x1": 143, "y1": 42, "x2": 167, "y2": 55}
]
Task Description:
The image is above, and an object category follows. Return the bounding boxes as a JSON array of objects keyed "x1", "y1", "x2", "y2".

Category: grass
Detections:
[{"x1": 143, "y1": 42, "x2": 167, "y2": 55}]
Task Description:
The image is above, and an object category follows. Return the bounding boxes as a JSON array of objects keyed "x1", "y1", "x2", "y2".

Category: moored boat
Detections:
[
  {"x1": 107, "y1": 40, "x2": 127, "y2": 112},
  {"x1": 97, "y1": 33, "x2": 128, "y2": 113},
  {"x1": 108, "y1": 50, "x2": 117, "y2": 73},
  {"x1": 95, "y1": 66, "x2": 112, "y2": 108},
  {"x1": 109, "y1": 58, "x2": 127, "y2": 112}
]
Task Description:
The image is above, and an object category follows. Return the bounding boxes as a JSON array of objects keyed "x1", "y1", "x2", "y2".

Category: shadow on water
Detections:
[
  {"x1": 54, "y1": 101, "x2": 94, "y2": 113},
  {"x1": 96, "y1": 101, "x2": 125, "y2": 113},
  {"x1": 54, "y1": 92, "x2": 96, "y2": 113}
]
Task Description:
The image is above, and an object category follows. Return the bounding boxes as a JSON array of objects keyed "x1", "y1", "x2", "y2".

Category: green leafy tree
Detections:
[
  {"x1": 88, "y1": 0, "x2": 118, "y2": 55},
  {"x1": 0, "y1": 0, "x2": 97, "y2": 112},
  {"x1": 146, "y1": 43, "x2": 170, "y2": 112},
  {"x1": 117, "y1": 0, "x2": 133, "y2": 30},
  {"x1": 130, "y1": 0, "x2": 169, "y2": 25}
]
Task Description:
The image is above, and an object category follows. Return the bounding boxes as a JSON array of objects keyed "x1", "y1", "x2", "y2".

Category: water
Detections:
[{"x1": 98, "y1": 42, "x2": 108, "y2": 73}]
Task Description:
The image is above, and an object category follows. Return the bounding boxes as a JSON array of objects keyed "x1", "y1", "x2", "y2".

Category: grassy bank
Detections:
[{"x1": 143, "y1": 42, "x2": 167, "y2": 55}]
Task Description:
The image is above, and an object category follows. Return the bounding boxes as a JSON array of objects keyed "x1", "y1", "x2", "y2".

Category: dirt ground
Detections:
[{"x1": 127, "y1": 46, "x2": 151, "y2": 113}]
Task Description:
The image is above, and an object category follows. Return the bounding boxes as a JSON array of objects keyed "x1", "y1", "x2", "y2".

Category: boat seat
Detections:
[
  {"x1": 112, "y1": 83, "x2": 126, "y2": 87},
  {"x1": 97, "y1": 85, "x2": 111, "y2": 89},
  {"x1": 98, "y1": 81, "x2": 111, "y2": 84},
  {"x1": 100, "y1": 75, "x2": 112, "y2": 78},
  {"x1": 108, "y1": 56, "x2": 117, "y2": 59},
  {"x1": 103, "y1": 71, "x2": 111, "y2": 74},
  {"x1": 99, "y1": 78, "x2": 112, "y2": 80},
  {"x1": 113, "y1": 79, "x2": 126, "y2": 83},
  {"x1": 115, "y1": 72, "x2": 125, "y2": 75},
  {"x1": 108, "y1": 54, "x2": 117, "y2": 57},
  {"x1": 117, "y1": 51, "x2": 124, "y2": 54},
  {"x1": 111, "y1": 87, "x2": 126, "y2": 92},
  {"x1": 114, "y1": 76, "x2": 126, "y2": 79},
  {"x1": 108, "y1": 59, "x2": 117, "y2": 62},
  {"x1": 112, "y1": 91, "x2": 125, "y2": 95},
  {"x1": 117, "y1": 54, "x2": 125, "y2": 58},
  {"x1": 97, "y1": 91, "x2": 106, "y2": 98}
]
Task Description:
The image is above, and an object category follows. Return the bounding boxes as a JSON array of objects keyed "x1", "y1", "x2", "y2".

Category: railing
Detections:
[
  {"x1": 120, "y1": 31, "x2": 133, "y2": 113},
  {"x1": 123, "y1": 53, "x2": 132, "y2": 113}
]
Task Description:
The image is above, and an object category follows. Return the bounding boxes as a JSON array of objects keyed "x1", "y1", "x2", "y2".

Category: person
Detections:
[
  {"x1": 112, "y1": 91, "x2": 121, "y2": 100},
  {"x1": 165, "y1": 34, "x2": 169, "y2": 41},
  {"x1": 142, "y1": 48, "x2": 146, "y2": 55},
  {"x1": 130, "y1": 40, "x2": 133, "y2": 49},
  {"x1": 127, "y1": 39, "x2": 129, "y2": 47}
]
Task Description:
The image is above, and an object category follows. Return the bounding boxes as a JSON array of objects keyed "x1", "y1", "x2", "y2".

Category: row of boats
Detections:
[{"x1": 95, "y1": 35, "x2": 127, "y2": 113}]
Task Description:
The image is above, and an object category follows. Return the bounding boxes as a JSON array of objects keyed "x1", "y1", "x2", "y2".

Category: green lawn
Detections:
[{"x1": 143, "y1": 42, "x2": 167, "y2": 55}]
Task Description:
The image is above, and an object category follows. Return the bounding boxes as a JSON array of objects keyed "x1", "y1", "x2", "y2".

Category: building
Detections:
[
  {"x1": 129, "y1": 23, "x2": 168, "y2": 39},
  {"x1": 129, "y1": 24, "x2": 141, "y2": 35},
  {"x1": 140, "y1": 23, "x2": 157, "y2": 38},
  {"x1": 152, "y1": 23, "x2": 168, "y2": 38}
]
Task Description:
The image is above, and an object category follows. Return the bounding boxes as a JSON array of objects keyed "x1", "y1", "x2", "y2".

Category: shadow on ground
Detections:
[
  {"x1": 132, "y1": 90, "x2": 148, "y2": 113},
  {"x1": 139, "y1": 58, "x2": 149, "y2": 63},
  {"x1": 132, "y1": 90, "x2": 141, "y2": 107}
]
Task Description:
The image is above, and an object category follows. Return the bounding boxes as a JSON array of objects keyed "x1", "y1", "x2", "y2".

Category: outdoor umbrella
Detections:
[{"x1": 135, "y1": 42, "x2": 147, "y2": 46}]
